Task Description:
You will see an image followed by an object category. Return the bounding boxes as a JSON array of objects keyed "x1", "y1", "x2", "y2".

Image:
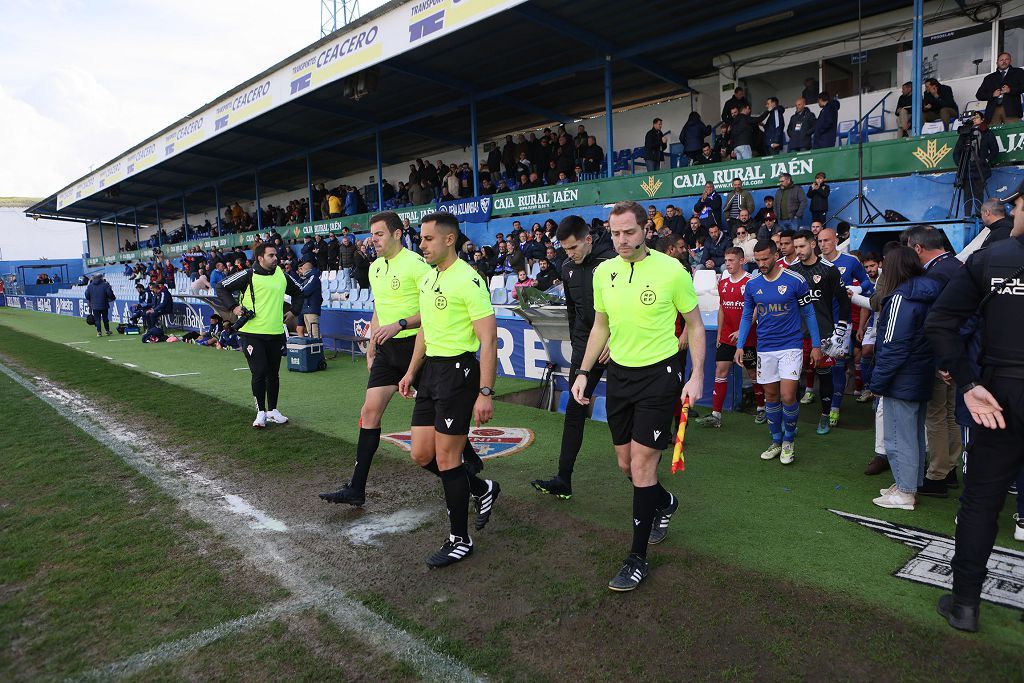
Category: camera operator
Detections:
[
  {"x1": 953, "y1": 111, "x2": 998, "y2": 217},
  {"x1": 214, "y1": 243, "x2": 305, "y2": 429}
]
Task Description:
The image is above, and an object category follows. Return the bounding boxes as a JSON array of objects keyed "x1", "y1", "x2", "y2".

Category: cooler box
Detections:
[{"x1": 287, "y1": 336, "x2": 326, "y2": 372}]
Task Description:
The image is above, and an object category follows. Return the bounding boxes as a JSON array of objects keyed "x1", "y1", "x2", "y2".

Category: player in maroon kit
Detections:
[{"x1": 697, "y1": 247, "x2": 766, "y2": 428}]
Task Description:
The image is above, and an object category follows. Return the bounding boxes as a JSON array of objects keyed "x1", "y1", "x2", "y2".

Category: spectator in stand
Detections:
[
  {"x1": 754, "y1": 196, "x2": 776, "y2": 225},
  {"x1": 344, "y1": 186, "x2": 359, "y2": 216},
  {"x1": 807, "y1": 172, "x2": 831, "y2": 224},
  {"x1": 409, "y1": 179, "x2": 431, "y2": 205},
  {"x1": 327, "y1": 233, "x2": 341, "y2": 270},
  {"x1": 813, "y1": 92, "x2": 841, "y2": 149},
  {"x1": 701, "y1": 223, "x2": 732, "y2": 272},
  {"x1": 646, "y1": 205, "x2": 664, "y2": 231},
  {"x1": 145, "y1": 281, "x2": 172, "y2": 329},
  {"x1": 310, "y1": 235, "x2": 326, "y2": 271},
  {"x1": 421, "y1": 159, "x2": 440, "y2": 190},
  {"x1": 501, "y1": 134, "x2": 516, "y2": 178},
  {"x1": 869, "y1": 245, "x2": 943, "y2": 511},
  {"x1": 493, "y1": 242, "x2": 513, "y2": 274},
  {"x1": 526, "y1": 229, "x2": 547, "y2": 263},
  {"x1": 664, "y1": 204, "x2": 684, "y2": 236},
  {"x1": 516, "y1": 152, "x2": 533, "y2": 178},
  {"x1": 162, "y1": 258, "x2": 177, "y2": 290},
  {"x1": 210, "y1": 261, "x2": 226, "y2": 291},
  {"x1": 681, "y1": 112, "x2": 712, "y2": 165},
  {"x1": 190, "y1": 267, "x2": 211, "y2": 294},
  {"x1": 801, "y1": 78, "x2": 820, "y2": 104},
  {"x1": 328, "y1": 192, "x2": 343, "y2": 218},
  {"x1": 338, "y1": 234, "x2": 356, "y2": 288},
  {"x1": 396, "y1": 181, "x2": 409, "y2": 205},
  {"x1": 644, "y1": 117, "x2": 669, "y2": 171},
  {"x1": 923, "y1": 78, "x2": 959, "y2": 128},
  {"x1": 787, "y1": 98, "x2": 816, "y2": 151},
  {"x1": 895, "y1": 81, "x2": 914, "y2": 137},
  {"x1": 508, "y1": 235, "x2": 527, "y2": 274},
  {"x1": 535, "y1": 257, "x2": 561, "y2": 291},
  {"x1": 730, "y1": 103, "x2": 757, "y2": 160},
  {"x1": 732, "y1": 224, "x2": 757, "y2": 270},
  {"x1": 408, "y1": 163, "x2": 420, "y2": 187},
  {"x1": 353, "y1": 241, "x2": 372, "y2": 289},
  {"x1": 775, "y1": 173, "x2": 807, "y2": 230},
  {"x1": 544, "y1": 160, "x2": 560, "y2": 186},
  {"x1": 574, "y1": 124, "x2": 589, "y2": 152},
  {"x1": 723, "y1": 178, "x2": 755, "y2": 232},
  {"x1": 487, "y1": 144, "x2": 503, "y2": 181},
  {"x1": 581, "y1": 136, "x2": 604, "y2": 174},
  {"x1": 976, "y1": 51, "x2": 1024, "y2": 125},
  {"x1": 683, "y1": 215, "x2": 703, "y2": 249},
  {"x1": 732, "y1": 209, "x2": 755, "y2": 239},
  {"x1": 231, "y1": 202, "x2": 244, "y2": 224},
  {"x1": 713, "y1": 121, "x2": 732, "y2": 161},
  {"x1": 694, "y1": 142, "x2": 716, "y2": 165},
  {"x1": 759, "y1": 97, "x2": 786, "y2": 155},
  {"x1": 721, "y1": 87, "x2": 748, "y2": 124},
  {"x1": 511, "y1": 269, "x2": 536, "y2": 301},
  {"x1": 694, "y1": 181, "x2": 723, "y2": 229}
]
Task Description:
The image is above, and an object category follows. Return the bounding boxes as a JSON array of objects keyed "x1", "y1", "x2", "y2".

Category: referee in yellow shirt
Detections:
[
  {"x1": 572, "y1": 201, "x2": 705, "y2": 591},
  {"x1": 398, "y1": 212, "x2": 501, "y2": 567}
]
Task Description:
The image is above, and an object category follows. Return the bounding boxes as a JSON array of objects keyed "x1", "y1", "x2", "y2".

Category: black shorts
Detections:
[
  {"x1": 411, "y1": 353, "x2": 479, "y2": 435},
  {"x1": 716, "y1": 343, "x2": 757, "y2": 369},
  {"x1": 606, "y1": 354, "x2": 683, "y2": 450},
  {"x1": 367, "y1": 336, "x2": 416, "y2": 389}
]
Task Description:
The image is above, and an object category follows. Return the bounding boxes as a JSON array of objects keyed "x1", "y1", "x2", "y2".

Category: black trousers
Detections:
[
  {"x1": 558, "y1": 364, "x2": 606, "y2": 476},
  {"x1": 952, "y1": 374, "x2": 1024, "y2": 603},
  {"x1": 93, "y1": 309, "x2": 110, "y2": 333},
  {"x1": 240, "y1": 333, "x2": 285, "y2": 412},
  {"x1": 962, "y1": 175, "x2": 986, "y2": 217}
]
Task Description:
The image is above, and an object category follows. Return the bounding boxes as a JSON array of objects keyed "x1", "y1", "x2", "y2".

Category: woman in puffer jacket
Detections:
[{"x1": 870, "y1": 245, "x2": 944, "y2": 511}]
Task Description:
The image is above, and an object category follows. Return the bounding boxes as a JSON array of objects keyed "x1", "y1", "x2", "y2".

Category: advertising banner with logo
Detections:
[
  {"x1": 57, "y1": 0, "x2": 528, "y2": 211},
  {"x1": 436, "y1": 194, "x2": 494, "y2": 223}
]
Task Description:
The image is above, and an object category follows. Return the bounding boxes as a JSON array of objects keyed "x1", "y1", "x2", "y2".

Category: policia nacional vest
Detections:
[
  {"x1": 982, "y1": 237, "x2": 1024, "y2": 372},
  {"x1": 237, "y1": 267, "x2": 287, "y2": 335}
]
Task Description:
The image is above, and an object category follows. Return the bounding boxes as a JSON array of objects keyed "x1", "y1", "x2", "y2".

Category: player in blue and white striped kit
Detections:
[{"x1": 736, "y1": 239, "x2": 821, "y2": 464}]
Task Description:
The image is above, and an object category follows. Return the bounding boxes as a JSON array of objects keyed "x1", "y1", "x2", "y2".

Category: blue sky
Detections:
[{"x1": 0, "y1": 0, "x2": 386, "y2": 198}]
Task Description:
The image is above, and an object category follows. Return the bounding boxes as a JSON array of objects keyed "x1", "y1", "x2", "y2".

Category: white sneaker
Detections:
[
  {"x1": 266, "y1": 409, "x2": 289, "y2": 424},
  {"x1": 252, "y1": 411, "x2": 267, "y2": 429},
  {"x1": 760, "y1": 443, "x2": 782, "y2": 460},
  {"x1": 1014, "y1": 514, "x2": 1024, "y2": 542},
  {"x1": 800, "y1": 390, "x2": 815, "y2": 405},
  {"x1": 780, "y1": 441, "x2": 795, "y2": 465},
  {"x1": 873, "y1": 488, "x2": 915, "y2": 510},
  {"x1": 880, "y1": 484, "x2": 898, "y2": 496}
]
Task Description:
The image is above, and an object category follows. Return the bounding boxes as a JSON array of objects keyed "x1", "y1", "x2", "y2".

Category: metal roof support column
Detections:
[
  {"x1": 115, "y1": 218, "x2": 120, "y2": 255},
  {"x1": 182, "y1": 195, "x2": 191, "y2": 242},
  {"x1": 911, "y1": 0, "x2": 924, "y2": 137},
  {"x1": 134, "y1": 207, "x2": 140, "y2": 249},
  {"x1": 214, "y1": 183, "x2": 222, "y2": 236},
  {"x1": 470, "y1": 99, "x2": 480, "y2": 197},
  {"x1": 254, "y1": 171, "x2": 263, "y2": 232},
  {"x1": 605, "y1": 56, "x2": 614, "y2": 179},
  {"x1": 155, "y1": 202, "x2": 162, "y2": 248},
  {"x1": 375, "y1": 130, "x2": 384, "y2": 212},
  {"x1": 306, "y1": 153, "x2": 315, "y2": 222}
]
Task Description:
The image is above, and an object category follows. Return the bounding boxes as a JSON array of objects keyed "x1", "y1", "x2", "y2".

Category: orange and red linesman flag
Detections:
[{"x1": 671, "y1": 399, "x2": 690, "y2": 474}]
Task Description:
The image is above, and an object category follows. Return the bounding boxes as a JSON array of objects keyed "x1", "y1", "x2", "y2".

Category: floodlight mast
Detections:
[{"x1": 321, "y1": 0, "x2": 361, "y2": 38}]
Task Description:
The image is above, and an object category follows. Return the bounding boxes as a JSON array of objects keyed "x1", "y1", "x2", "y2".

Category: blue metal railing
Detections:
[{"x1": 844, "y1": 92, "x2": 891, "y2": 146}]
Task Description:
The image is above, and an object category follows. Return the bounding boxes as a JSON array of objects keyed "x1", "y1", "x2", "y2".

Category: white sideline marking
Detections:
[
  {"x1": 85, "y1": 351, "x2": 96, "y2": 355},
  {"x1": 148, "y1": 371, "x2": 200, "y2": 378},
  {"x1": 102, "y1": 356, "x2": 113, "y2": 360},
  {"x1": 65, "y1": 341, "x2": 90, "y2": 346},
  {"x1": 232, "y1": 367, "x2": 248, "y2": 371},
  {"x1": 344, "y1": 509, "x2": 432, "y2": 546},
  {"x1": 223, "y1": 494, "x2": 288, "y2": 532},
  {"x1": 123, "y1": 363, "x2": 137, "y2": 368},
  {"x1": 1, "y1": 362, "x2": 476, "y2": 683},
  {"x1": 71, "y1": 598, "x2": 311, "y2": 682}
]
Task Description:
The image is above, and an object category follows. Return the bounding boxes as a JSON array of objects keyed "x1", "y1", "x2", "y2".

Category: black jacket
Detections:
[
  {"x1": 787, "y1": 108, "x2": 816, "y2": 149},
  {"x1": 561, "y1": 231, "x2": 614, "y2": 360},
  {"x1": 213, "y1": 263, "x2": 304, "y2": 322},
  {"x1": 982, "y1": 216, "x2": 1015, "y2": 246},
  {"x1": 923, "y1": 84, "x2": 958, "y2": 115},
  {"x1": 730, "y1": 113, "x2": 755, "y2": 147},
  {"x1": 807, "y1": 183, "x2": 831, "y2": 213},
  {"x1": 953, "y1": 124, "x2": 999, "y2": 179},
  {"x1": 976, "y1": 66, "x2": 1024, "y2": 120},
  {"x1": 644, "y1": 128, "x2": 666, "y2": 162}
]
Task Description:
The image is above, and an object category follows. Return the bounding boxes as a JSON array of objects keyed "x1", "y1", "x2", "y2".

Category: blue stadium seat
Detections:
[
  {"x1": 590, "y1": 396, "x2": 608, "y2": 422},
  {"x1": 557, "y1": 390, "x2": 570, "y2": 414}
]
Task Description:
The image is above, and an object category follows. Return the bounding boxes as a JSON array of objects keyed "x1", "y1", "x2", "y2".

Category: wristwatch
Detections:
[
  {"x1": 576, "y1": 369, "x2": 590, "y2": 377},
  {"x1": 479, "y1": 387, "x2": 494, "y2": 397},
  {"x1": 960, "y1": 381, "x2": 980, "y2": 394},
  {"x1": 398, "y1": 318, "x2": 408, "y2": 329}
]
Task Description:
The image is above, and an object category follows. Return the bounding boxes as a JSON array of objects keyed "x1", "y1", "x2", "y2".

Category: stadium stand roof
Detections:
[{"x1": 27, "y1": 0, "x2": 911, "y2": 227}]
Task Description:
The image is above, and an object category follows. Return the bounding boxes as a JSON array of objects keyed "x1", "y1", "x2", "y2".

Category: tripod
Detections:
[{"x1": 947, "y1": 128, "x2": 988, "y2": 218}]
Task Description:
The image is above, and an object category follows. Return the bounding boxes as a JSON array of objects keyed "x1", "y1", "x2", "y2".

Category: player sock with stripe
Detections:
[
  {"x1": 630, "y1": 484, "x2": 661, "y2": 557},
  {"x1": 712, "y1": 377, "x2": 728, "y2": 414},
  {"x1": 816, "y1": 371, "x2": 834, "y2": 416},
  {"x1": 782, "y1": 402, "x2": 800, "y2": 442},
  {"x1": 753, "y1": 383, "x2": 765, "y2": 407},
  {"x1": 349, "y1": 427, "x2": 381, "y2": 493},
  {"x1": 766, "y1": 401, "x2": 783, "y2": 443},
  {"x1": 421, "y1": 458, "x2": 441, "y2": 477},
  {"x1": 831, "y1": 364, "x2": 848, "y2": 409},
  {"x1": 440, "y1": 465, "x2": 471, "y2": 539}
]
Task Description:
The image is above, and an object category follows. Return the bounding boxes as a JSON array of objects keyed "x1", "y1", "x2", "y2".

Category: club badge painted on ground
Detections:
[
  {"x1": 832, "y1": 510, "x2": 1024, "y2": 611},
  {"x1": 383, "y1": 427, "x2": 535, "y2": 459}
]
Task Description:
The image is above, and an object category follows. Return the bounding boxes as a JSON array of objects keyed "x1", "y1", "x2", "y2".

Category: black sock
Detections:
[
  {"x1": 349, "y1": 427, "x2": 381, "y2": 492},
  {"x1": 630, "y1": 484, "x2": 661, "y2": 557},
  {"x1": 468, "y1": 473, "x2": 488, "y2": 497},
  {"x1": 462, "y1": 440, "x2": 483, "y2": 468},
  {"x1": 421, "y1": 458, "x2": 441, "y2": 477},
  {"x1": 817, "y1": 370, "x2": 834, "y2": 416},
  {"x1": 655, "y1": 482, "x2": 673, "y2": 509},
  {"x1": 440, "y1": 465, "x2": 471, "y2": 539}
]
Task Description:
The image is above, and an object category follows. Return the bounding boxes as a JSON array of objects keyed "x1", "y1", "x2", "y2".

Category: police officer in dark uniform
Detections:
[
  {"x1": 925, "y1": 198, "x2": 1024, "y2": 632},
  {"x1": 530, "y1": 216, "x2": 614, "y2": 500}
]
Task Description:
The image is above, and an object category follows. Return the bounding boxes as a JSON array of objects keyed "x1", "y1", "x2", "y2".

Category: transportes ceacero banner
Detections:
[{"x1": 57, "y1": 0, "x2": 528, "y2": 211}]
